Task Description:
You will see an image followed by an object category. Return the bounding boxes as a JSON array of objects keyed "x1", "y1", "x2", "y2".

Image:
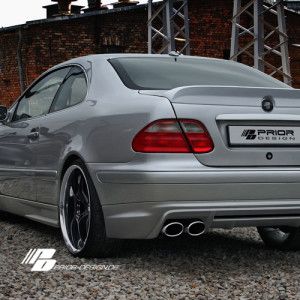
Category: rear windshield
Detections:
[{"x1": 109, "y1": 57, "x2": 288, "y2": 90}]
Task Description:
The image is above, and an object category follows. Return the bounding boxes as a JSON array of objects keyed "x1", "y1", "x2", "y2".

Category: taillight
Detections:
[
  {"x1": 132, "y1": 119, "x2": 214, "y2": 153},
  {"x1": 180, "y1": 119, "x2": 214, "y2": 153},
  {"x1": 132, "y1": 119, "x2": 190, "y2": 153}
]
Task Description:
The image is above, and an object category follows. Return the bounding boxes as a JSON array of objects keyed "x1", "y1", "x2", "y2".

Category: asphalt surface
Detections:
[{"x1": 0, "y1": 211, "x2": 300, "y2": 300}]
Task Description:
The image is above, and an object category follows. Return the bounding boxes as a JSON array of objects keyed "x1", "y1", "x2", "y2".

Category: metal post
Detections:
[
  {"x1": 148, "y1": 0, "x2": 153, "y2": 53},
  {"x1": 230, "y1": 0, "x2": 241, "y2": 61},
  {"x1": 253, "y1": 0, "x2": 264, "y2": 71},
  {"x1": 165, "y1": 0, "x2": 175, "y2": 53},
  {"x1": 17, "y1": 29, "x2": 26, "y2": 93},
  {"x1": 277, "y1": 1, "x2": 291, "y2": 85},
  {"x1": 183, "y1": 1, "x2": 190, "y2": 54},
  {"x1": 147, "y1": 0, "x2": 190, "y2": 55}
]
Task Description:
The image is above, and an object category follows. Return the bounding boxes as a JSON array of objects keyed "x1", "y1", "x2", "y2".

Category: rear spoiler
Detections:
[{"x1": 139, "y1": 86, "x2": 300, "y2": 106}]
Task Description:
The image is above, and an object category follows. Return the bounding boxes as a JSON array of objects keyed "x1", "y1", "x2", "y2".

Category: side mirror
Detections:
[{"x1": 0, "y1": 106, "x2": 8, "y2": 121}]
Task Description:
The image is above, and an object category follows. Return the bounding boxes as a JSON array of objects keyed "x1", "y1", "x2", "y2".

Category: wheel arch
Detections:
[{"x1": 60, "y1": 152, "x2": 87, "y2": 181}]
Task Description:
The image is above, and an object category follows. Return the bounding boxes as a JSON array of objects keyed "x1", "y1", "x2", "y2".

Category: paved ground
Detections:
[{"x1": 0, "y1": 211, "x2": 300, "y2": 300}]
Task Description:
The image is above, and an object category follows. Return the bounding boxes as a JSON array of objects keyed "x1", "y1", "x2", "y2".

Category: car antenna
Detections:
[{"x1": 169, "y1": 51, "x2": 181, "y2": 61}]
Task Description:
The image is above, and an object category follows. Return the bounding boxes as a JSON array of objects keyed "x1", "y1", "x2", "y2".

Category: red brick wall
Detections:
[
  {"x1": 288, "y1": 12, "x2": 300, "y2": 89},
  {"x1": 0, "y1": 0, "x2": 299, "y2": 106},
  {"x1": 189, "y1": 0, "x2": 232, "y2": 58}
]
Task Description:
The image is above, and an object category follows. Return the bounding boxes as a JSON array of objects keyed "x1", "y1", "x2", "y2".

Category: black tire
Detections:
[
  {"x1": 257, "y1": 226, "x2": 300, "y2": 251},
  {"x1": 60, "y1": 159, "x2": 121, "y2": 257}
]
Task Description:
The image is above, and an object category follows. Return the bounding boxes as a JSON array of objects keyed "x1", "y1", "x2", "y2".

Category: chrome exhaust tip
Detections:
[
  {"x1": 162, "y1": 222, "x2": 184, "y2": 237},
  {"x1": 186, "y1": 221, "x2": 206, "y2": 236}
]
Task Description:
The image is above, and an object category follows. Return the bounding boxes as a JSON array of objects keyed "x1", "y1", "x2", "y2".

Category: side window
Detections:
[
  {"x1": 50, "y1": 67, "x2": 87, "y2": 113},
  {"x1": 13, "y1": 68, "x2": 70, "y2": 122}
]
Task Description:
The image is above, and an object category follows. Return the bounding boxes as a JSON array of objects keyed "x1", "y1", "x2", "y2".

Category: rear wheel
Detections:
[
  {"x1": 257, "y1": 226, "x2": 300, "y2": 250},
  {"x1": 59, "y1": 159, "x2": 120, "y2": 257}
]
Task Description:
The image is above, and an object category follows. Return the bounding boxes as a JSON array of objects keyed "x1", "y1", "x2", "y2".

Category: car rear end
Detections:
[{"x1": 90, "y1": 55, "x2": 300, "y2": 241}]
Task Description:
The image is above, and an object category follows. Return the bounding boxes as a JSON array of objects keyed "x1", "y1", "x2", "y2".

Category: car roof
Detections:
[{"x1": 59, "y1": 53, "x2": 229, "y2": 66}]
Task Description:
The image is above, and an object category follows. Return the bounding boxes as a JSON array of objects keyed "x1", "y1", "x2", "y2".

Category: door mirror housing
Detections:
[{"x1": 0, "y1": 106, "x2": 8, "y2": 121}]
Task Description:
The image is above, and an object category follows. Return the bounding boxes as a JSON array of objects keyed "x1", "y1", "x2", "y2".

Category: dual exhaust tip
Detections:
[{"x1": 162, "y1": 220, "x2": 206, "y2": 237}]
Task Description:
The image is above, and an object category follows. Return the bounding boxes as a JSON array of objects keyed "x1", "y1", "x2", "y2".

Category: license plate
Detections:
[{"x1": 228, "y1": 126, "x2": 300, "y2": 146}]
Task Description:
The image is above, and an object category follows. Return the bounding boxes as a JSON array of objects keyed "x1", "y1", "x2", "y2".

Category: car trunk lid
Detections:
[{"x1": 140, "y1": 86, "x2": 300, "y2": 167}]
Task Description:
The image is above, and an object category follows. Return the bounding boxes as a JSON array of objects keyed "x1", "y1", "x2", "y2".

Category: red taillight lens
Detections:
[
  {"x1": 132, "y1": 119, "x2": 190, "y2": 153},
  {"x1": 180, "y1": 119, "x2": 214, "y2": 153},
  {"x1": 132, "y1": 119, "x2": 214, "y2": 153}
]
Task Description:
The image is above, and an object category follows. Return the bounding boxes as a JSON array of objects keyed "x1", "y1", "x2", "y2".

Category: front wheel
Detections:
[
  {"x1": 59, "y1": 159, "x2": 120, "y2": 257},
  {"x1": 257, "y1": 226, "x2": 300, "y2": 251}
]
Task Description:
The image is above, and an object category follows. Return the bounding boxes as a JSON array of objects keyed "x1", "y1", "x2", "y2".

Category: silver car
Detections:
[{"x1": 1, "y1": 53, "x2": 300, "y2": 257}]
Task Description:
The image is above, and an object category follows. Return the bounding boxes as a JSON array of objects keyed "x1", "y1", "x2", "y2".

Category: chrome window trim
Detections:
[{"x1": 8, "y1": 63, "x2": 88, "y2": 125}]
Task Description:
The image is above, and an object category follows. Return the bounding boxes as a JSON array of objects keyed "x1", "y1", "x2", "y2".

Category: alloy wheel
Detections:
[{"x1": 60, "y1": 165, "x2": 91, "y2": 254}]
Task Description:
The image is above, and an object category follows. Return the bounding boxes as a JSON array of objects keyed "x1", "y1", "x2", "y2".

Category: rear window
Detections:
[{"x1": 109, "y1": 57, "x2": 288, "y2": 90}]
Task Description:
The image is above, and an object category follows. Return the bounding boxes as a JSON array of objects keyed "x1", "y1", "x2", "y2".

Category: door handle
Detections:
[{"x1": 27, "y1": 130, "x2": 39, "y2": 140}]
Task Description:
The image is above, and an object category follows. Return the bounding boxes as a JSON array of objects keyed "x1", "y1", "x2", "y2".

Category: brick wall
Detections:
[
  {"x1": 288, "y1": 11, "x2": 300, "y2": 88},
  {"x1": 0, "y1": 0, "x2": 299, "y2": 106}
]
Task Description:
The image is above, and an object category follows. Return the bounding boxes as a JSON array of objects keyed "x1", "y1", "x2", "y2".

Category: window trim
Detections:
[
  {"x1": 9, "y1": 64, "x2": 88, "y2": 124},
  {"x1": 48, "y1": 66, "x2": 88, "y2": 114}
]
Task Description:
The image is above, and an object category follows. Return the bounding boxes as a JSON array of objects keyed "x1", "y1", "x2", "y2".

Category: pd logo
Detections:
[
  {"x1": 241, "y1": 129, "x2": 257, "y2": 140},
  {"x1": 21, "y1": 249, "x2": 57, "y2": 272}
]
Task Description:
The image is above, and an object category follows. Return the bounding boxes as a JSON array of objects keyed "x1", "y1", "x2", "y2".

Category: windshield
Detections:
[{"x1": 109, "y1": 57, "x2": 289, "y2": 90}]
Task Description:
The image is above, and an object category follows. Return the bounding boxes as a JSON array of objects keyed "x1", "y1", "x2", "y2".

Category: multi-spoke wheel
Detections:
[
  {"x1": 257, "y1": 226, "x2": 300, "y2": 251},
  {"x1": 60, "y1": 165, "x2": 91, "y2": 253},
  {"x1": 60, "y1": 159, "x2": 120, "y2": 257}
]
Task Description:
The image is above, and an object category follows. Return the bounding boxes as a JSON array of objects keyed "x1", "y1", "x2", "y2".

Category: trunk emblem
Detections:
[{"x1": 262, "y1": 96, "x2": 274, "y2": 112}]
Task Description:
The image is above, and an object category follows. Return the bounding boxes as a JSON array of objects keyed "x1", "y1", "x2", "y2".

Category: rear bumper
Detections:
[
  {"x1": 87, "y1": 156, "x2": 300, "y2": 239},
  {"x1": 102, "y1": 200, "x2": 300, "y2": 239}
]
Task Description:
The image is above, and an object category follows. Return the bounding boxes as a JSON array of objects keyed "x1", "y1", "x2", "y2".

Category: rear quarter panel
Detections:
[{"x1": 40, "y1": 58, "x2": 176, "y2": 171}]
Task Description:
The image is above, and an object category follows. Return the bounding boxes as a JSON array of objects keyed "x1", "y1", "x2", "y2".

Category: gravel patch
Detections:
[{"x1": 0, "y1": 211, "x2": 300, "y2": 300}]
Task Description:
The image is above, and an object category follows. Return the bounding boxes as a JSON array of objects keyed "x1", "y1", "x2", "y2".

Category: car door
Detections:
[
  {"x1": 0, "y1": 67, "x2": 71, "y2": 202},
  {"x1": 35, "y1": 66, "x2": 88, "y2": 205}
]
